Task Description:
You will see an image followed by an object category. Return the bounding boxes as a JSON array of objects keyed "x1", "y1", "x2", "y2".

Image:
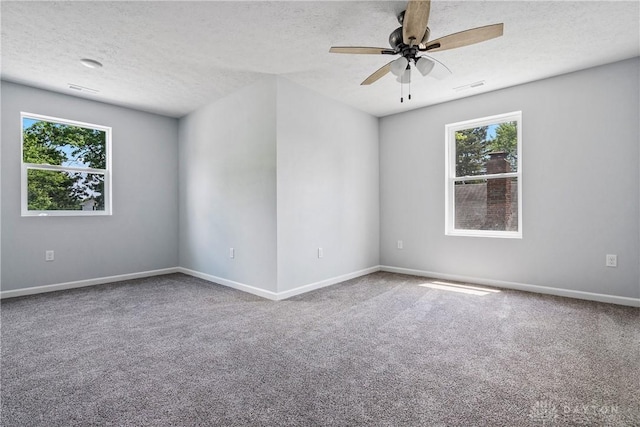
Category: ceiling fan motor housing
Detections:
[
  {"x1": 389, "y1": 27, "x2": 404, "y2": 49},
  {"x1": 390, "y1": 25, "x2": 430, "y2": 55},
  {"x1": 389, "y1": 27, "x2": 421, "y2": 64}
]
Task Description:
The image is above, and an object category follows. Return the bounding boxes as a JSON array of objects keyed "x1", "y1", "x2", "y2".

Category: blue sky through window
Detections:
[{"x1": 487, "y1": 123, "x2": 498, "y2": 140}]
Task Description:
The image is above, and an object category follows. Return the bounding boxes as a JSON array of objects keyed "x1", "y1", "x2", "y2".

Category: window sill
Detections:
[
  {"x1": 22, "y1": 210, "x2": 112, "y2": 217},
  {"x1": 446, "y1": 229, "x2": 522, "y2": 239}
]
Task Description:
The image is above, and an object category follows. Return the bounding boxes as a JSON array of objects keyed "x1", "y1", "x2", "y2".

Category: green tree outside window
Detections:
[{"x1": 22, "y1": 116, "x2": 108, "y2": 212}]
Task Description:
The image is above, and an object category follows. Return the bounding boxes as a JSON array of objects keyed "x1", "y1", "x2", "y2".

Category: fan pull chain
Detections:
[{"x1": 399, "y1": 68, "x2": 411, "y2": 103}]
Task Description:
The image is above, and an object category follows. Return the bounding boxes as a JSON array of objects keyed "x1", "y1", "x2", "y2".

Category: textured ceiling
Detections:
[{"x1": 1, "y1": 1, "x2": 638, "y2": 118}]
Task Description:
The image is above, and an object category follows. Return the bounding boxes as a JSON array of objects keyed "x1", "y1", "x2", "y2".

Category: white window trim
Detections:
[
  {"x1": 20, "y1": 112, "x2": 112, "y2": 217},
  {"x1": 445, "y1": 111, "x2": 522, "y2": 238}
]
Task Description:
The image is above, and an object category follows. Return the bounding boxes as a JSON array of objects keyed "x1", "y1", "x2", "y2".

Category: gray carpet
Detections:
[{"x1": 1, "y1": 272, "x2": 638, "y2": 426}]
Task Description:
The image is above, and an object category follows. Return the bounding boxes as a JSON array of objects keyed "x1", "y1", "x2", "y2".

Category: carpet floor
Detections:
[{"x1": 1, "y1": 272, "x2": 638, "y2": 426}]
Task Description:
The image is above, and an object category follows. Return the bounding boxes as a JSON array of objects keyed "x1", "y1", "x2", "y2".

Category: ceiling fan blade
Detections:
[
  {"x1": 361, "y1": 61, "x2": 393, "y2": 85},
  {"x1": 330, "y1": 47, "x2": 395, "y2": 55},
  {"x1": 423, "y1": 23, "x2": 504, "y2": 52},
  {"x1": 403, "y1": 0, "x2": 431, "y2": 45}
]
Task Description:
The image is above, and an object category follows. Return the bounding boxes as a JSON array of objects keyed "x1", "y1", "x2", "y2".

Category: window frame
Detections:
[
  {"x1": 20, "y1": 112, "x2": 112, "y2": 217},
  {"x1": 445, "y1": 111, "x2": 522, "y2": 238}
]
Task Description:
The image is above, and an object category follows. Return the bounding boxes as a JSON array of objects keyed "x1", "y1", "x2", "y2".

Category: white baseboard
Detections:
[
  {"x1": 3, "y1": 264, "x2": 636, "y2": 308},
  {"x1": 275, "y1": 266, "x2": 382, "y2": 300},
  {"x1": 178, "y1": 266, "x2": 381, "y2": 301},
  {"x1": 176, "y1": 267, "x2": 280, "y2": 300},
  {"x1": 380, "y1": 265, "x2": 640, "y2": 307},
  {"x1": 0, "y1": 267, "x2": 180, "y2": 299}
]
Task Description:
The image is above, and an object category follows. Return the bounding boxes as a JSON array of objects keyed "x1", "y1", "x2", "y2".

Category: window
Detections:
[
  {"x1": 21, "y1": 113, "x2": 112, "y2": 216},
  {"x1": 445, "y1": 111, "x2": 522, "y2": 238}
]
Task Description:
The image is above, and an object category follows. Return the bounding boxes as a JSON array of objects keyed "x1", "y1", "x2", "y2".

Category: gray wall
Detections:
[
  {"x1": 178, "y1": 77, "x2": 379, "y2": 294},
  {"x1": 4, "y1": 59, "x2": 637, "y2": 300},
  {"x1": 1, "y1": 81, "x2": 179, "y2": 291},
  {"x1": 380, "y1": 58, "x2": 640, "y2": 298},
  {"x1": 178, "y1": 77, "x2": 278, "y2": 292},
  {"x1": 276, "y1": 78, "x2": 379, "y2": 292}
]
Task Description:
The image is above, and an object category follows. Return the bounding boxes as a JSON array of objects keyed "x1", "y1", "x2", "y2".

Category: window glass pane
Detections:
[
  {"x1": 22, "y1": 118, "x2": 106, "y2": 169},
  {"x1": 454, "y1": 177, "x2": 518, "y2": 231},
  {"x1": 27, "y1": 169, "x2": 105, "y2": 211},
  {"x1": 455, "y1": 121, "x2": 517, "y2": 177}
]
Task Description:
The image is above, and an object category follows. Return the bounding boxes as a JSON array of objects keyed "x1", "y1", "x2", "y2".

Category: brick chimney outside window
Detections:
[{"x1": 484, "y1": 152, "x2": 512, "y2": 230}]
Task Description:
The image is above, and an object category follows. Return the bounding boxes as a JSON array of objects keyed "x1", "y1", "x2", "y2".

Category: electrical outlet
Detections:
[
  {"x1": 229, "y1": 248, "x2": 235, "y2": 259},
  {"x1": 397, "y1": 240, "x2": 403, "y2": 250},
  {"x1": 318, "y1": 248, "x2": 323, "y2": 259},
  {"x1": 45, "y1": 250, "x2": 54, "y2": 262},
  {"x1": 605, "y1": 254, "x2": 617, "y2": 268}
]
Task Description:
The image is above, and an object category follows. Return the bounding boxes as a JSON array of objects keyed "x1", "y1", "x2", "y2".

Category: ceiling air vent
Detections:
[
  {"x1": 68, "y1": 84, "x2": 99, "y2": 94},
  {"x1": 454, "y1": 80, "x2": 485, "y2": 92}
]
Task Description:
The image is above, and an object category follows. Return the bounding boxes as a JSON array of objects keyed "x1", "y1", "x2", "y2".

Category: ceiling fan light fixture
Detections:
[
  {"x1": 390, "y1": 56, "x2": 409, "y2": 76},
  {"x1": 416, "y1": 56, "x2": 435, "y2": 76},
  {"x1": 396, "y1": 67, "x2": 412, "y2": 83}
]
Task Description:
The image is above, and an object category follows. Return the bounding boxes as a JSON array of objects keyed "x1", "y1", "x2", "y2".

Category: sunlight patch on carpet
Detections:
[{"x1": 419, "y1": 281, "x2": 501, "y2": 296}]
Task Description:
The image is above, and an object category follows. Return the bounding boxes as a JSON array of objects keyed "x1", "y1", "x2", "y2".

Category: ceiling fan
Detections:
[{"x1": 330, "y1": 0, "x2": 503, "y2": 100}]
